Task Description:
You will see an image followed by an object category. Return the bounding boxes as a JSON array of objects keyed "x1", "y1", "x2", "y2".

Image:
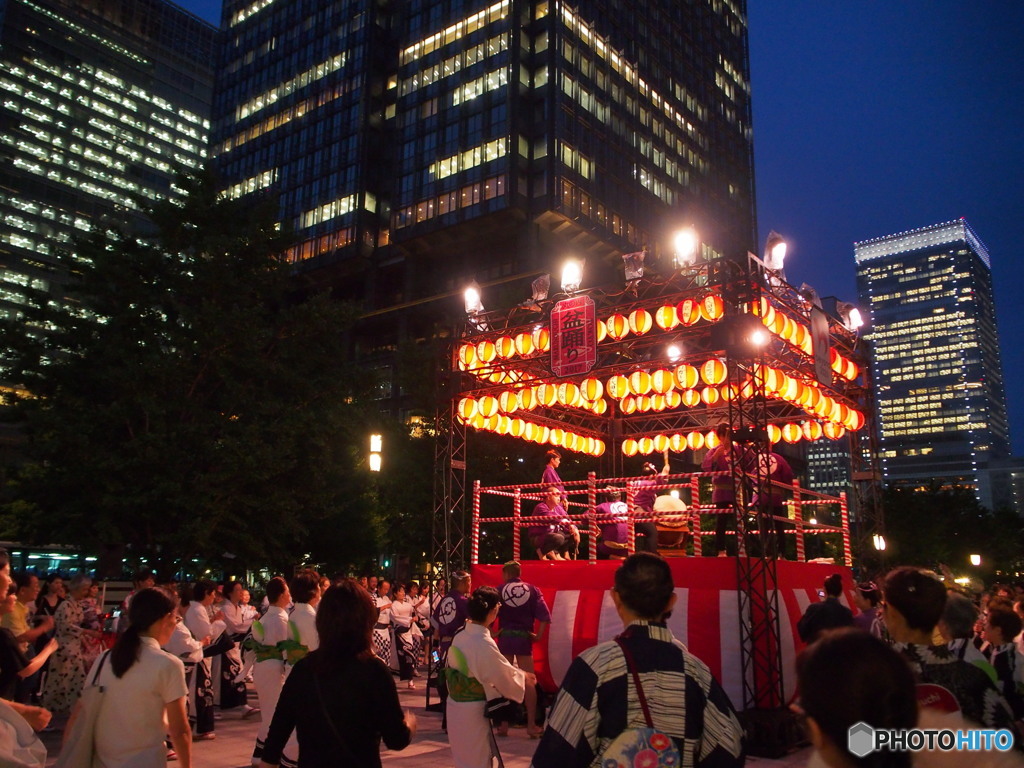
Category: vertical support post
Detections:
[
  {"x1": 840, "y1": 491, "x2": 852, "y2": 566},
  {"x1": 470, "y1": 479, "x2": 481, "y2": 565},
  {"x1": 793, "y1": 480, "x2": 805, "y2": 563},
  {"x1": 690, "y1": 472, "x2": 702, "y2": 557},
  {"x1": 626, "y1": 481, "x2": 636, "y2": 554},
  {"x1": 587, "y1": 471, "x2": 597, "y2": 563},
  {"x1": 513, "y1": 487, "x2": 521, "y2": 562}
]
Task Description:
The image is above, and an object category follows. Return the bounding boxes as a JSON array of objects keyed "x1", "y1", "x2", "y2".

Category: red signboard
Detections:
[{"x1": 550, "y1": 295, "x2": 597, "y2": 377}]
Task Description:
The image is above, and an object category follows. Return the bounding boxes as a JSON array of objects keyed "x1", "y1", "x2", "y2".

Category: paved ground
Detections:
[{"x1": 39, "y1": 680, "x2": 812, "y2": 767}]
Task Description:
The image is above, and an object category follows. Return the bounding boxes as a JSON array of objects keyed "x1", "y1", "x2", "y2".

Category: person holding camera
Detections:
[{"x1": 797, "y1": 573, "x2": 853, "y2": 643}]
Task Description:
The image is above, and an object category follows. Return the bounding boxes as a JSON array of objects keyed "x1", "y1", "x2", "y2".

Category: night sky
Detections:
[{"x1": 176, "y1": 1, "x2": 1024, "y2": 454}]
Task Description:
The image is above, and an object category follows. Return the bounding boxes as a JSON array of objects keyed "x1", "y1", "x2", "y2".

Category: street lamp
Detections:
[
  {"x1": 369, "y1": 433, "x2": 382, "y2": 472},
  {"x1": 872, "y1": 533, "x2": 887, "y2": 551},
  {"x1": 969, "y1": 553, "x2": 981, "y2": 567}
]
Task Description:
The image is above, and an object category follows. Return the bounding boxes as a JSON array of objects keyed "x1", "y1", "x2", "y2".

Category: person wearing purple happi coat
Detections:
[
  {"x1": 495, "y1": 561, "x2": 550, "y2": 738},
  {"x1": 432, "y1": 570, "x2": 471, "y2": 730}
]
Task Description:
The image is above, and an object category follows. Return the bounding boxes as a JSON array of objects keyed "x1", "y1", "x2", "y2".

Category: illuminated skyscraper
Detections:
[
  {"x1": 212, "y1": 0, "x2": 755, "y2": 413},
  {"x1": 0, "y1": 0, "x2": 216, "y2": 316},
  {"x1": 855, "y1": 219, "x2": 1011, "y2": 510}
]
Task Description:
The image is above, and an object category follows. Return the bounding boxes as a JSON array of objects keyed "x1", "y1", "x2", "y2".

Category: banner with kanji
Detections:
[{"x1": 550, "y1": 295, "x2": 596, "y2": 376}]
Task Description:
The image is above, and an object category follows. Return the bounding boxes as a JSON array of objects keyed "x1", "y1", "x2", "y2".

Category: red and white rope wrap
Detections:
[
  {"x1": 471, "y1": 479, "x2": 482, "y2": 565},
  {"x1": 587, "y1": 471, "x2": 598, "y2": 563},
  {"x1": 626, "y1": 484, "x2": 637, "y2": 554},
  {"x1": 689, "y1": 473, "x2": 702, "y2": 556},
  {"x1": 839, "y1": 492, "x2": 851, "y2": 566},
  {"x1": 512, "y1": 487, "x2": 521, "y2": 562},
  {"x1": 793, "y1": 480, "x2": 805, "y2": 562}
]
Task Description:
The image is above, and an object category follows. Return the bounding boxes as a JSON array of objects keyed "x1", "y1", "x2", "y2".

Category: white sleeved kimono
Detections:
[{"x1": 446, "y1": 622, "x2": 526, "y2": 768}]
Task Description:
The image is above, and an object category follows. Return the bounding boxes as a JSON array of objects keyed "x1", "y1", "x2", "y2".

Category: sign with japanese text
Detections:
[{"x1": 550, "y1": 295, "x2": 597, "y2": 377}]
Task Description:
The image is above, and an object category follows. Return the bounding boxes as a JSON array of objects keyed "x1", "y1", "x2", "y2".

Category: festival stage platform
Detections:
[{"x1": 473, "y1": 558, "x2": 855, "y2": 706}]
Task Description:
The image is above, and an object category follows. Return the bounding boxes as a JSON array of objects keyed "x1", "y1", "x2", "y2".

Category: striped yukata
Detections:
[{"x1": 530, "y1": 621, "x2": 744, "y2": 768}]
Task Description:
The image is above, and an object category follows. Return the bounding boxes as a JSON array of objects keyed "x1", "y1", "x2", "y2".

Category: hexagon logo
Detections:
[{"x1": 848, "y1": 722, "x2": 876, "y2": 758}]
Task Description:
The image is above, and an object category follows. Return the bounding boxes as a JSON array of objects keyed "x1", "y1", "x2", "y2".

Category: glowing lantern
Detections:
[
  {"x1": 677, "y1": 297, "x2": 701, "y2": 326},
  {"x1": 720, "y1": 383, "x2": 738, "y2": 402},
  {"x1": 759, "y1": 297, "x2": 776, "y2": 327},
  {"x1": 498, "y1": 391, "x2": 519, "y2": 413},
  {"x1": 651, "y1": 369, "x2": 676, "y2": 394},
  {"x1": 681, "y1": 389, "x2": 701, "y2": 407},
  {"x1": 701, "y1": 358, "x2": 728, "y2": 386},
  {"x1": 653, "y1": 434, "x2": 671, "y2": 452},
  {"x1": 813, "y1": 396, "x2": 832, "y2": 419},
  {"x1": 478, "y1": 395, "x2": 499, "y2": 417},
  {"x1": 605, "y1": 314, "x2": 630, "y2": 340},
  {"x1": 638, "y1": 437, "x2": 655, "y2": 455},
  {"x1": 488, "y1": 371, "x2": 505, "y2": 384},
  {"x1": 458, "y1": 397, "x2": 478, "y2": 421},
  {"x1": 635, "y1": 395, "x2": 652, "y2": 412},
  {"x1": 483, "y1": 413, "x2": 501, "y2": 431},
  {"x1": 458, "y1": 344, "x2": 477, "y2": 369},
  {"x1": 655, "y1": 305, "x2": 679, "y2": 330},
  {"x1": 782, "y1": 423, "x2": 803, "y2": 443},
  {"x1": 469, "y1": 412, "x2": 486, "y2": 430},
  {"x1": 780, "y1": 376, "x2": 800, "y2": 402},
  {"x1": 495, "y1": 415, "x2": 511, "y2": 434},
  {"x1": 792, "y1": 324, "x2": 808, "y2": 350},
  {"x1": 700, "y1": 293, "x2": 725, "y2": 322},
  {"x1": 523, "y1": 422, "x2": 538, "y2": 441},
  {"x1": 829, "y1": 348, "x2": 841, "y2": 372},
  {"x1": 514, "y1": 332, "x2": 535, "y2": 357},
  {"x1": 650, "y1": 394, "x2": 667, "y2": 412},
  {"x1": 835, "y1": 403, "x2": 851, "y2": 427},
  {"x1": 804, "y1": 386, "x2": 822, "y2": 411},
  {"x1": 592, "y1": 398, "x2": 609, "y2": 415},
  {"x1": 620, "y1": 396, "x2": 637, "y2": 415},
  {"x1": 705, "y1": 430, "x2": 721, "y2": 449},
  {"x1": 518, "y1": 387, "x2": 537, "y2": 411},
  {"x1": 596, "y1": 320, "x2": 607, "y2": 343},
  {"x1": 536, "y1": 384, "x2": 558, "y2": 407},
  {"x1": 843, "y1": 359, "x2": 859, "y2": 381},
  {"x1": 622, "y1": 439, "x2": 639, "y2": 456},
  {"x1": 531, "y1": 425, "x2": 548, "y2": 443},
  {"x1": 823, "y1": 422, "x2": 845, "y2": 440},
  {"x1": 550, "y1": 427, "x2": 565, "y2": 447},
  {"x1": 580, "y1": 377, "x2": 603, "y2": 401},
  {"x1": 827, "y1": 400, "x2": 843, "y2": 424},
  {"x1": 509, "y1": 418, "x2": 526, "y2": 438},
  {"x1": 476, "y1": 339, "x2": 497, "y2": 364},
  {"x1": 629, "y1": 370, "x2": 653, "y2": 395},
  {"x1": 701, "y1": 386, "x2": 720, "y2": 406},
  {"x1": 803, "y1": 421, "x2": 823, "y2": 441},
  {"x1": 739, "y1": 378, "x2": 756, "y2": 398},
  {"x1": 557, "y1": 381, "x2": 581, "y2": 407},
  {"x1": 607, "y1": 374, "x2": 630, "y2": 399},
  {"x1": 592, "y1": 441, "x2": 606, "y2": 457},
  {"x1": 767, "y1": 423, "x2": 782, "y2": 444},
  {"x1": 801, "y1": 336, "x2": 813, "y2": 355},
  {"x1": 769, "y1": 311, "x2": 786, "y2": 337},
  {"x1": 533, "y1": 327, "x2": 550, "y2": 351},
  {"x1": 629, "y1": 309, "x2": 653, "y2": 335},
  {"x1": 686, "y1": 431, "x2": 705, "y2": 450},
  {"x1": 665, "y1": 390, "x2": 682, "y2": 409},
  {"x1": 846, "y1": 409, "x2": 865, "y2": 431},
  {"x1": 675, "y1": 364, "x2": 699, "y2": 390},
  {"x1": 669, "y1": 433, "x2": 687, "y2": 452},
  {"x1": 495, "y1": 336, "x2": 516, "y2": 359}
]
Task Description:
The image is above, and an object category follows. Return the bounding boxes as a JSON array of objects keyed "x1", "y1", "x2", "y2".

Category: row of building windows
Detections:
[
  {"x1": 452, "y1": 67, "x2": 507, "y2": 106},
  {"x1": 428, "y1": 136, "x2": 507, "y2": 180},
  {"x1": 20, "y1": 0, "x2": 147, "y2": 65},
  {"x1": 235, "y1": 53, "x2": 346, "y2": 122},
  {"x1": 285, "y1": 225, "x2": 355, "y2": 263},
  {"x1": 392, "y1": 174, "x2": 506, "y2": 230},
  {"x1": 401, "y1": 0, "x2": 509, "y2": 65},
  {"x1": 559, "y1": 178, "x2": 645, "y2": 247},
  {"x1": 398, "y1": 32, "x2": 507, "y2": 97},
  {"x1": 223, "y1": 168, "x2": 277, "y2": 199}
]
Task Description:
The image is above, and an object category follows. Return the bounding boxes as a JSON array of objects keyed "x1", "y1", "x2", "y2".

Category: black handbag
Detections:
[{"x1": 485, "y1": 695, "x2": 516, "y2": 721}]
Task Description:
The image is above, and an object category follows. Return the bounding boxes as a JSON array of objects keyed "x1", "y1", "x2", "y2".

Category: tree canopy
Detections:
[{"x1": 0, "y1": 171, "x2": 384, "y2": 576}]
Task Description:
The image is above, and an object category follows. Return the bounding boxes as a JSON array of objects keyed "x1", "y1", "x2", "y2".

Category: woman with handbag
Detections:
[
  {"x1": 257, "y1": 579, "x2": 415, "y2": 768},
  {"x1": 60, "y1": 588, "x2": 191, "y2": 768},
  {"x1": 446, "y1": 587, "x2": 532, "y2": 768}
]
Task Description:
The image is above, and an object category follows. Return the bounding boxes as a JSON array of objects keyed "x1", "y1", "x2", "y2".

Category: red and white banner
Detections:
[
  {"x1": 473, "y1": 559, "x2": 856, "y2": 707},
  {"x1": 550, "y1": 295, "x2": 597, "y2": 377}
]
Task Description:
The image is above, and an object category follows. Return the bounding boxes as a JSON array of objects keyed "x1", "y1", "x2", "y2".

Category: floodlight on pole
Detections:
[
  {"x1": 369, "y1": 433, "x2": 382, "y2": 472},
  {"x1": 763, "y1": 230, "x2": 787, "y2": 271},
  {"x1": 673, "y1": 228, "x2": 699, "y2": 267},
  {"x1": 667, "y1": 344, "x2": 682, "y2": 362},
  {"x1": 561, "y1": 258, "x2": 583, "y2": 294},
  {"x1": 750, "y1": 329, "x2": 768, "y2": 347},
  {"x1": 463, "y1": 281, "x2": 484, "y2": 315},
  {"x1": 969, "y1": 554, "x2": 981, "y2": 567},
  {"x1": 872, "y1": 533, "x2": 886, "y2": 551}
]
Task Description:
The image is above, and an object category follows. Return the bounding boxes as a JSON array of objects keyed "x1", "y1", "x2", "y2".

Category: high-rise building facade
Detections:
[
  {"x1": 0, "y1": 0, "x2": 217, "y2": 317},
  {"x1": 211, "y1": 0, "x2": 755, "y2": 412},
  {"x1": 855, "y1": 219, "x2": 1011, "y2": 510}
]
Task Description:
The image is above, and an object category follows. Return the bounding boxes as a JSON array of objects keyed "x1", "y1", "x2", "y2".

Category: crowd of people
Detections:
[{"x1": 5, "y1": 540, "x2": 1024, "y2": 768}]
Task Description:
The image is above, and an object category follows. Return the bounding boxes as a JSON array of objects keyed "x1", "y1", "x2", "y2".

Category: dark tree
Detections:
[{"x1": 0, "y1": 171, "x2": 382, "y2": 576}]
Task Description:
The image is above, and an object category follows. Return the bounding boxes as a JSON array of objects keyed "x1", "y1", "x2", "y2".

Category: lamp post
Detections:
[{"x1": 369, "y1": 433, "x2": 382, "y2": 472}]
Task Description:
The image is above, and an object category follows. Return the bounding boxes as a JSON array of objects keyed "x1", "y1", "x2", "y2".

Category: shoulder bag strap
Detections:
[
  {"x1": 615, "y1": 636, "x2": 654, "y2": 729},
  {"x1": 92, "y1": 650, "x2": 111, "y2": 688}
]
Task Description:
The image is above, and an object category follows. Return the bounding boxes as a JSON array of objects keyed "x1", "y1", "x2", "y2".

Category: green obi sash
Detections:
[
  {"x1": 445, "y1": 645, "x2": 486, "y2": 702},
  {"x1": 282, "y1": 621, "x2": 308, "y2": 666}
]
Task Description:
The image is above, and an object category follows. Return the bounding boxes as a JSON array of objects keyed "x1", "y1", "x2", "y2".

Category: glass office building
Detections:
[
  {"x1": 0, "y1": 0, "x2": 216, "y2": 316},
  {"x1": 855, "y1": 219, "x2": 1011, "y2": 510},
  {"x1": 212, "y1": 0, "x2": 756, "y2": 410}
]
